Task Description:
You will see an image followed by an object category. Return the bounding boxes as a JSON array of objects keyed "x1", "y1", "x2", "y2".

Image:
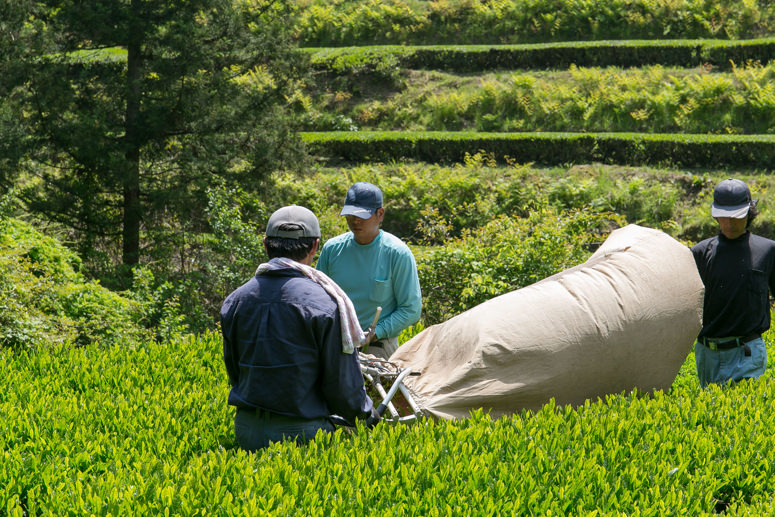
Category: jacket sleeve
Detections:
[
  {"x1": 318, "y1": 309, "x2": 374, "y2": 422},
  {"x1": 220, "y1": 296, "x2": 240, "y2": 387},
  {"x1": 768, "y1": 241, "x2": 775, "y2": 296},
  {"x1": 375, "y1": 246, "x2": 422, "y2": 340}
]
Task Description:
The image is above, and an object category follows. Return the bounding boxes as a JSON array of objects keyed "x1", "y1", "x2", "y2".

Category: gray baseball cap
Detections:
[
  {"x1": 711, "y1": 179, "x2": 751, "y2": 218},
  {"x1": 265, "y1": 205, "x2": 321, "y2": 239},
  {"x1": 340, "y1": 182, "x2": 383, "y2": 219}
]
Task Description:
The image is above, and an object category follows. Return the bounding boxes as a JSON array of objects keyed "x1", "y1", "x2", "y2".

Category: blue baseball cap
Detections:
[
  {"x1": 340, "y1": 182, "x2": 383, "y2": 219},
  {"x1": 711, "y1": 179, "x2": 751, "y2": 218}
]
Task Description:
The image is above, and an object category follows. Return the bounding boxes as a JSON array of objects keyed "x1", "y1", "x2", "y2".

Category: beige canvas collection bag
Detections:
[{"x1": 390, "y1": 225, "x2": 704, "y2": 419}]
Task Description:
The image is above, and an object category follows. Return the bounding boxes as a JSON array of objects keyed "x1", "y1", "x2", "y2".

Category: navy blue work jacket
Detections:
[{"x1": 221, "y1": 268, "x2": 373, "y2": 422}]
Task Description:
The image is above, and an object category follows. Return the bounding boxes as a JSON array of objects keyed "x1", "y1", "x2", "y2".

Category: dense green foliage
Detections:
[
  {"x1": 308, "y1": 39, "x2": 775, "y2": 73},
  {"x1": 307, "y1": 63, "x2": 775, "y2": 134},
  {"x1": 287, "y1": 159, "x2": 775, "y2": 242},
  {"x1": 293, "y1": 0, "x2": 775, "y2": 46},
  {"x1": 1, "y1": 0, "x2": 307, "y2": 274},
  {"x1": 414, "y1": 209, "x2": 621, "y2": 323},
  {"x1": 0, "y1": 216, "x2": 150, "y2": 349},
  {"x1": 3, "y1": 330, "x2": 775, "y2": 515}
]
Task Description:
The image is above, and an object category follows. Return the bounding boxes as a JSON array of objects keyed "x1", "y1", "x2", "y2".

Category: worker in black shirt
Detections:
[{"x1": 692, "y1": 178, "x2": 775, "y2": 387}]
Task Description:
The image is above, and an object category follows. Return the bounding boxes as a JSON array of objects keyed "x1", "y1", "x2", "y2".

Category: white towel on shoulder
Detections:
[{"x1": 256, "y1": 257, "x2": 364, "y2": 354}]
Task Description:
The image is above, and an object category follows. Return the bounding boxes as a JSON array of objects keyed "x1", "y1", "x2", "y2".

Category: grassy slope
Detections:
[{"x1": 306, "y1": 64, "x2": 775, "y2": 134}]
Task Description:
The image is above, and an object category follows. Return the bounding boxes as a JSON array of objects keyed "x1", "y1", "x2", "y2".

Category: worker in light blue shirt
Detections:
[{"x1": 317, "y1": 182, "x2": 422, "y2": 359}]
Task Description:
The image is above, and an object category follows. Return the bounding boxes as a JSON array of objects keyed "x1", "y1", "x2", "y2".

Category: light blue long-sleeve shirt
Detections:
[{"x1": 317, "y1": 230, "x2": 422, "y2": 340}]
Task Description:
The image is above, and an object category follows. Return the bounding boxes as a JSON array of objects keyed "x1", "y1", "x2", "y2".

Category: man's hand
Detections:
[
  {"x1": 361, "y1": 306, "x2": 382, "y2": 348},
  {"x1": 364, "y1": 408, "x2": 381, "y2": 428},
  {"x1": 363, "y1": 328, "x2": 377, "y2": 345}
]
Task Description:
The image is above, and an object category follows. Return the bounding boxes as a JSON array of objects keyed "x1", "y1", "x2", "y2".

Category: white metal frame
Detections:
[{"x1": 359, "y1": 352, "x2": 423, "y2": 423}]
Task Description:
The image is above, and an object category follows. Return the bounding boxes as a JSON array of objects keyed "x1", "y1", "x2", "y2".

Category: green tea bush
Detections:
[
  {"x1": 414, "y1": 208, "x2": 624, "y2": 324},
  {"x1": 308, "y1": 39, "x2": 775, "y2": 74},
  {"x1": 302, "y1": 130, "x2": 775, "y2": 169},
  {"x1": 294, "y1": 0, "x2": 775, "y2": 46},
  {"x1": 307, "y1": 46, "x2": 406, "y2": 96},
  {"x1": 4, "y1": 328, "x2": 775, "y2": 514},
  {"x1": 0, "y1": 217, "x2": 150, "y2": 349},
  {"x1": 309, "y1": 63, "x2": 775, "y2": 135}
]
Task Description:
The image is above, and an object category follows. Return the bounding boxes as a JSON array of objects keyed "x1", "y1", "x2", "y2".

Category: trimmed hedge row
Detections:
[
  {"x1": 308, "y1": 38, "x2": 775, "y2": 73},
  {"x1": 302, "y1": 131, "x2": 775, "y2": 169}
]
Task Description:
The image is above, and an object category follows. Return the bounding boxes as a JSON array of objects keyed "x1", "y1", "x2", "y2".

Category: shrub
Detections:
[
  {"x1": 294, "y1": 0, "x2": 775, "y2": 45},
  {"x1": 0, "y1": 216, "x2": 150, "y2": 349},
  {"x1": 306, "y1": 62, "x2": 775, "y2": 135},
  {"x1": 302, "y1": 130, "x2": 775, "y2": 169},
  {"x1": 414, "y1": 208, "x2": 624, "y2": 324}
]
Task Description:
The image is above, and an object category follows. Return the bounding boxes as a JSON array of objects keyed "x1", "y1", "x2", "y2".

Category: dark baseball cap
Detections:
[
  {"x1": 340, "y1": 182, "x2": 383, "y2": 220},
  {"x1": 265, "y1": 205, "x2": 321, "y2": 239},
  {"x1": 711, "y1": 179, "x2": 751, "y2": 218}
]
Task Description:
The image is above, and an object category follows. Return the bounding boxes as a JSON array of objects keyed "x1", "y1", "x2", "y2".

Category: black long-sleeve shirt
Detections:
[
  {"x1": 692, "y1": 231, "x2": 775, "y2": 338},
  {"x1": 221, "y1": 268, "x2": 373, "y2": 422}
]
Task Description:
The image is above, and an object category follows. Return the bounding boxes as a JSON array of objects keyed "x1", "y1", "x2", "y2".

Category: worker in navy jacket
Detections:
[{"x1": 221, "y1": 205, "x2": 376, "y2": 451}]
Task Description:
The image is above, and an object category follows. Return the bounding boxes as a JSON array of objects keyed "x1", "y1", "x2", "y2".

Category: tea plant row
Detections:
[
  {"x1": 302, "y1": 131, "x2": 775, "y2": 169},
  {"x1": 2, "y1": 329, "x2": 775, "y2": 514},
  {"x1": 308, "y1": 63, "x2": 775, "y2": 135},
  {"x1": 308, "y1": 39, "x2": 775, "y2": 74}
]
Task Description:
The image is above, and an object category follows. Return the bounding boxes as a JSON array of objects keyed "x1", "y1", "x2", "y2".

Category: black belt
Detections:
[
  {"x1": 239, "y1": 406, "x2": 273, "y2": 418},
  {"x1": 698, "y1": 334, "x2": 761, "y2": 351}
]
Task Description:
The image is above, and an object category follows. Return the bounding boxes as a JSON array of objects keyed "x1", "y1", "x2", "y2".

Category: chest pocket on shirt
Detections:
[
  {"x1": 750, "y1": 269, "x2": 768, "y2": 297},
  {"x1": 370, "y1": 277, "x2": 392, "y2": 302}
]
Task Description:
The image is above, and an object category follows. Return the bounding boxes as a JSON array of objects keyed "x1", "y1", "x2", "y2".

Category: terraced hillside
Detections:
[{"x1": 293, "y1": 0, "x2": 775, "y2": 168}]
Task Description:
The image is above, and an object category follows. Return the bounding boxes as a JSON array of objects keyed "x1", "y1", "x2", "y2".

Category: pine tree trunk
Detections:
[{"x1": 122, "y1": 3, "x2": 142, "y2": 267}]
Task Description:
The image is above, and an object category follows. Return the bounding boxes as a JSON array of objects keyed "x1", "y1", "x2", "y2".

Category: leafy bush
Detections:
[
  {"x1": 308, "y1": 39, "x2": 775, "y2": 73},
  {"x1": 294, "y1": 0, "x2": 427, "y2": 46},
  {"x1": 0, "y1": 216, "x2": 150, "y2": 349},
  {"x1": 307, "y1": 46, "x2": 406, "y2": 92},
  {"x1": 415, "y1": 207, "x2": 624, "y2": 324},
  {"x1": 302, "y1": 130, "x2": 775, "y2": 169},
  {"x1": 306, "y1": 62, "x2": 775, "y2": 135},
  {"x1": 123, "y1": 186, "x2": 273, "y2": 337},
  {"x1": 294, "y1": 0, "x2": 775, "y2": 45}
]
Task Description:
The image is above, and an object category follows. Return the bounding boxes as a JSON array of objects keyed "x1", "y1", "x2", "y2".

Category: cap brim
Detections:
[
  {"x1": 711, "y1": 203, "x2": 749, "y2": 218},
  {"x1": 340, "y1": 205, "x2": 375, "y2": 219}
]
